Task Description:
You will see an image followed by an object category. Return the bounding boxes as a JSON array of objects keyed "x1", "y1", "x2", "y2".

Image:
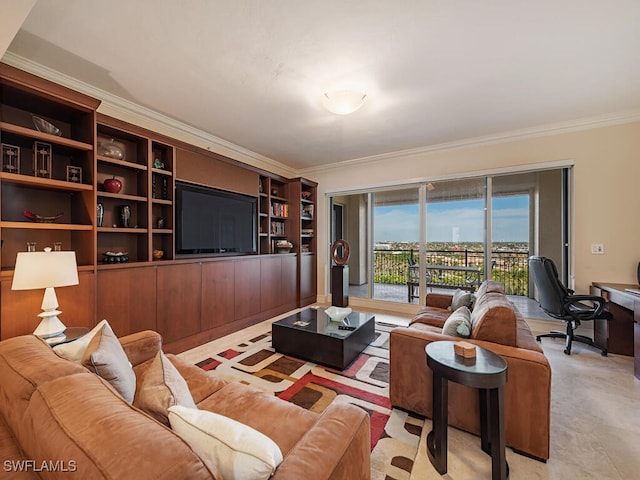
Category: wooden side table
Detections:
[
  {"x1": 425, "y1": 341, "x2": 509, "y2": 479},
  {"x1": 43, "y1": 327, "x2": 90, "y2": 347}
]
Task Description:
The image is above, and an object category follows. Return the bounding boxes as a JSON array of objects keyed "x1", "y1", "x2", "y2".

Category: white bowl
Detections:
[{"x1": 325, "y1": 306, "x2": 352, "y2": 323}]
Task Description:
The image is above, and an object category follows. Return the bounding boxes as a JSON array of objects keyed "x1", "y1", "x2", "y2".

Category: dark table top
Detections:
[
  {"x1": 426, "y1": 341, "x2": 507, "y2": 389},
  {"x1": 273, "y1": 307, "x2": 375, "y2": 339}
]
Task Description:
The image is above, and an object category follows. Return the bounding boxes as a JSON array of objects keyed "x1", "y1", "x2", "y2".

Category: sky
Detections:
[{"x1": 373, "y1": 195, "x2": 529, "y2": 243}]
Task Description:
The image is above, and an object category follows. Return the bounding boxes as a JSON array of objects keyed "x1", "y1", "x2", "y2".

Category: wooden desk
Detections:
[{"x1": 591, "y1": 282, "x2": 640, "y2": 379}]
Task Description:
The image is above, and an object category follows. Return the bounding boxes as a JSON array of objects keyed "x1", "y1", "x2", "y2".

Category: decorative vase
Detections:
[
  {"x1": 120, "y1": 205, "x2": 131, "y2": 228},
  {"x1": 96, "y1": 202, "x2": 104, "y2": 227}
]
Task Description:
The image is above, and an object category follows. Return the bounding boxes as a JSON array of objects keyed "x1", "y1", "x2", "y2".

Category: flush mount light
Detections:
[{"x1": 322, "y1": 90, "x2": 367, "y2": 115}]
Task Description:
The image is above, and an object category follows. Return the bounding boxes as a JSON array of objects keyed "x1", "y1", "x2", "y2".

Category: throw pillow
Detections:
[
  {"x1": 450, "y1": 289, "x2": 472, "y2": 311},
  {"x1": 82, "y1": 324, "x2": 136, "y2": 403},
  {"x1": 168, "y1": 405, "x2": 283, "y2": 480},
  {"x1": 53, "y1": 319, "x2": 111, "y2": 363},
  {"x1": 442, "y1": 306, "x2": 472, "y2": 338},
  {"x1": 137, "y1": 351, "x2": 197, "y2": 426}
]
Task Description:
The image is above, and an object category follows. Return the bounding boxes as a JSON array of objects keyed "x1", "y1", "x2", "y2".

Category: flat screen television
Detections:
[{"x1": 175, "y1": 181, "x2": 257, "y2": 256}]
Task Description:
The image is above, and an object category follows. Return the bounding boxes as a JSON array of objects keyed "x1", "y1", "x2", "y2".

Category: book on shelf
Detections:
[
  {"x1": 270, "y1": 221, "x2": 286, "y2": 235},
  {"x1": 271, "y1": 202, "x2": 288, "y2": 217}
]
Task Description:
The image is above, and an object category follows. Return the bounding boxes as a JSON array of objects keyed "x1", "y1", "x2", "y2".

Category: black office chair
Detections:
[{"x1": 529, "y1": 256, "x2": 611, "y2": 356}]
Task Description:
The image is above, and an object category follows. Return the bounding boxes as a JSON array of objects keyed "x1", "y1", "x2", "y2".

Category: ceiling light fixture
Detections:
[{"x1": 322, "y1": 90, "x2": 367, "y2": 115}]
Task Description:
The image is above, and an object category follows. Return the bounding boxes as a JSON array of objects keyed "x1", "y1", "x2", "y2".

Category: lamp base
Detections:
[{"x1": 33, "y1": 310, "x2": 66, "y2": 338}]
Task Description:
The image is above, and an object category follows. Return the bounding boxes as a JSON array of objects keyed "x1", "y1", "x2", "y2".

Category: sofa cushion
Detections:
[
  {"x1": 168, "y1": 405, "x2": 283, "y2": 480},
  {"x1": 53, "y1": 319, "x2": 111, "y2": 363},
  {"x1": 136, "y1": 351, "x2": 197, "y2": 426},
  {"x1": 470, "y1": 292, "x2": 517, "y2": 346},
  {"x1": 450, "y1": 289, "x2": 473, "y2": 311},
  {"x1": 410, "y1": 307, "x2": 450, "y2": 328},
  {"x1": 198, "y1": 381, "x2": 318, "y2": 457},
  {"x1": 82, "y1": 325, "x2": 137, "y2": 403},
  {"x1": 441, "y1": 306, "x2": 471, "y2": 338},
  {"x1": 21, "y1": 373, "x2": 215, "y2": 479}
]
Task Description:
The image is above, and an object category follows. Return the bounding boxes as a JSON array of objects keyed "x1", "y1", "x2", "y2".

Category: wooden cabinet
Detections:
[
  {"x1": 96, "y1": 114, "x2": 175, "y2": 266},
  {"x1": 290, "y1": 178, "x2": 318, "y2": 306},
  {"x1": 1, "y1": 270, "x2": 96, "y2": 339},
  {"x1": 96, "y1": 266, "x2": 157, "y2": 337},
  {"x1": 259, "y1": 175, "x2": 291, "y2": 254},
  {"x1": 201, "y1": 261, "x2": 235, "y2": 330},
  {"x1": 0, "y1": 64, "x2": 316, "y2": 347},
  {"x1": 157, "y1": 263, "x2": 202, "y2": 344},
  {"x1": 0, "y1": 64, "x2": 99, "y2": 271},
  {"x1": 234, "y1": 258, "x2": 262, "y2": 320}
]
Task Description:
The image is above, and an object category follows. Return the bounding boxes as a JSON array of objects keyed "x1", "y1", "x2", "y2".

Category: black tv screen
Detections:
[{"x1": 176, "y1": 182, "x2": 257, "y2": 255}]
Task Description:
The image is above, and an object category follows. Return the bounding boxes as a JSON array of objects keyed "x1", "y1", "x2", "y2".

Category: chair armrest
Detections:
[
  {"x1": 119, "y1": 330, "x2": 162, "y2": 366},
  {"x1": 564, "y1": 295, "x2": 609, "y2": 319},
  {"x1": 272, "y1": 402, "x2": 370, "y2": 480}
]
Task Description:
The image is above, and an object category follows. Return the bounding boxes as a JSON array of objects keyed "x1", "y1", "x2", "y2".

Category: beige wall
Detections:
[{"x1": 310, "y1": 122, "x2": 640, "y2": 299}]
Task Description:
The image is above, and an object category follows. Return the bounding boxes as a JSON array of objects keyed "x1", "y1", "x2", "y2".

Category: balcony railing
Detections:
[{"x1": 373, "y1": 248, "x2": 530, "y2": 296}]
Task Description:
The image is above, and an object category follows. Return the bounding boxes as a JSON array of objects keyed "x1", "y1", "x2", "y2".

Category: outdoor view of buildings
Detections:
[{"x1": 373, "y1": 241, "x2": 530, "y2": 295}]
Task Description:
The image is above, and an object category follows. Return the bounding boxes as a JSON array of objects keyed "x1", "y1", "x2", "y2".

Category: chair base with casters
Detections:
[{"x1": 536, "y1": 319, "x2": 608, "y2": 356}]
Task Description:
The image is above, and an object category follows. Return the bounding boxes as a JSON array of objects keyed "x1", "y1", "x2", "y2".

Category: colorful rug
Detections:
[{"x1": 193, "y1": 322, "x2": 425, "y2": 480}]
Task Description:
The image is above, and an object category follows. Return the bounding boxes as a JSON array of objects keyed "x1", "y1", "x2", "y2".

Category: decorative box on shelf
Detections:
[{"x1": 1, "y1": 143, "x2": 20, "y2": 173}]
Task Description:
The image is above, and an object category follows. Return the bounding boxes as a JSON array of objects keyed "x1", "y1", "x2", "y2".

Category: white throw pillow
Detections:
[
  {"x1": 168, "y1": 405, "x2": 283, "y2": 480},
  {"x1": 442, "y1": 306, "x2": 472, "y2": 338},
  {"x1": 53, "y1": 319, "x2": 111, "y2": 363}
]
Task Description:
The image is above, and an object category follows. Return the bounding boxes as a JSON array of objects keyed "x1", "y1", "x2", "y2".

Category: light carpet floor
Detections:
[{"x1": 179, "y1": 309, "x2": 640, "y2": 480}]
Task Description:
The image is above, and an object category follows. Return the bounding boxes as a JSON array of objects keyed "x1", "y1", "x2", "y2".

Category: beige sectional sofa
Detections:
[
  {"x1": 389, "y1": 280, "x2": 552, "y2": 461},
  {"x1": 0, "y1": 329, "x2": 371, "y2": 479}
]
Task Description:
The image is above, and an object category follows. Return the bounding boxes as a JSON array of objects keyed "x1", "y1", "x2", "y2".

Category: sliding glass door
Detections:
[{"x1": 328, "y1": 166, "x2": 570, "y2": 304}]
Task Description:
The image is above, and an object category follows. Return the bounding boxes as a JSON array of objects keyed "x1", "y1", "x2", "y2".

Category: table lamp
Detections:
[{"x1": 11, "y1": 247, "x2": 79, "y2": 338}]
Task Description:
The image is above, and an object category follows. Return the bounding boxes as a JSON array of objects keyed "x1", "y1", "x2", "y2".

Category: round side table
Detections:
[
  {"x1": 425, "y1": 341, "x2": 508, "y2": 479},
  {"x1": 43, "y1": 327, "x2": 90, "y2": 347}
]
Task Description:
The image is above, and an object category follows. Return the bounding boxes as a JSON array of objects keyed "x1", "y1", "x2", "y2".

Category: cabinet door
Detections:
[
  {"x1": 234, "y1": 259, "x2": 261, "y2": 320},
  {"x1": 260, "y1": 256, "x2": 282, "y2": 312},
  {"x1": 299, "y1": 253, "x2": 317, "y2": 306},
  {"x1": 97, "y1": 267, "x2": 157, "y2": 336},
  {"x1": 157, "y1": 264, "x2": 201, "y2": 343},
  {"x1": 282, "y1": 254, "x2": 297, "y2": 308},
  {"x1": 1, "y1": 271, "x2": 95, "y2": 339},
  {"x1": 201, "y1": 261, "x2": 235, "y2": 330}
]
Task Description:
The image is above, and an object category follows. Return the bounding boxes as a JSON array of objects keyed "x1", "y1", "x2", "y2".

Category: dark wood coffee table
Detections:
[{"x1": 272, "y1": 308, "x2": 375, "y2": 370}]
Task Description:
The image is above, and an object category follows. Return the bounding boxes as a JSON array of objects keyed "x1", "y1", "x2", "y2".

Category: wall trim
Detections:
[
  {"x1": 1, "y1": 52, "x2": 297, "y2": 178},
  {"x1": 300, "y1": 111, "x2": 640, "y2": 176}
]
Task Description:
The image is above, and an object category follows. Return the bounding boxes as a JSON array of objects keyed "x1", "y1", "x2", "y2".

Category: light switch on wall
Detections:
[{"x1": 591, "y1": 244, "x2": 604, "y2": 254}]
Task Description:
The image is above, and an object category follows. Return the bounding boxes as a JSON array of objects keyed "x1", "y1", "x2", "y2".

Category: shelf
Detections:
[
  {"x1": 97, "y1": 155, "x2": 148, "y2": 171},
  {"x1": 152, "y1": 198, "x2": 173, "y2": 205},
  {"x1": 0, "y1": 172, "x2": 93, "y2": 192},
  {"x1": 152, "y1": 229, "x2": 173, "y2": 234},
  {"x1": 151, "y1": 167, "x2": 172, "y2": 176},
  {"x1": 97, "y1": 191, "x2": 148, "y2": 202},
  {"x1": 271, "y1": 195, "x2": 288, "y2": 202},
  {"x1": 97, "y1": 227, "x2": 149, "y2": 233},
  {"x1": 0, "y1": 122, "x2": 93, "y2": 150},
  {"x1": 0, "y1": 221, "x2": 92, "y2": 231},
  {"x1": 272, "y1": 215, "x2": 288, "y2": 220}
]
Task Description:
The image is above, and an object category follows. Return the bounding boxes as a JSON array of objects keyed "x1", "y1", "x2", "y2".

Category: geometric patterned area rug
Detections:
[{"x1": 193, "y1": 323, "x2": 426, "y2": 480}]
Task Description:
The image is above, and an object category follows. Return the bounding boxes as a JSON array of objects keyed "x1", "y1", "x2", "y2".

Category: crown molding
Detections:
[
  {"x1": 1, "y1": 52, "x2": 297, "y2": 178},
  {"x1": 300, "y1": 109, "x2": 640, "y2": 175}
]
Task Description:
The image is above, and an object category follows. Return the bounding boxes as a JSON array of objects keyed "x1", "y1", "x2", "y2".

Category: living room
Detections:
[{"x1": 1, "y1": 2, "x2": 639, "y2": 479}]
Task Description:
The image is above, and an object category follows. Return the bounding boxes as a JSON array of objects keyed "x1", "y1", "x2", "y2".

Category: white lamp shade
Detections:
[
  {"x1": 12, "y1": 251, "x2": 79, "y2": 290},
  {"x1": 322, "y1": 90, "x2": 367, "y2": 115}
]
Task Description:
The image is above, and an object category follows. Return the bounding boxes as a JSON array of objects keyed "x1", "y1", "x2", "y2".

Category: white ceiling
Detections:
[{"x1": 6, "y1": 0, "x2": 640, "y2": 171}]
